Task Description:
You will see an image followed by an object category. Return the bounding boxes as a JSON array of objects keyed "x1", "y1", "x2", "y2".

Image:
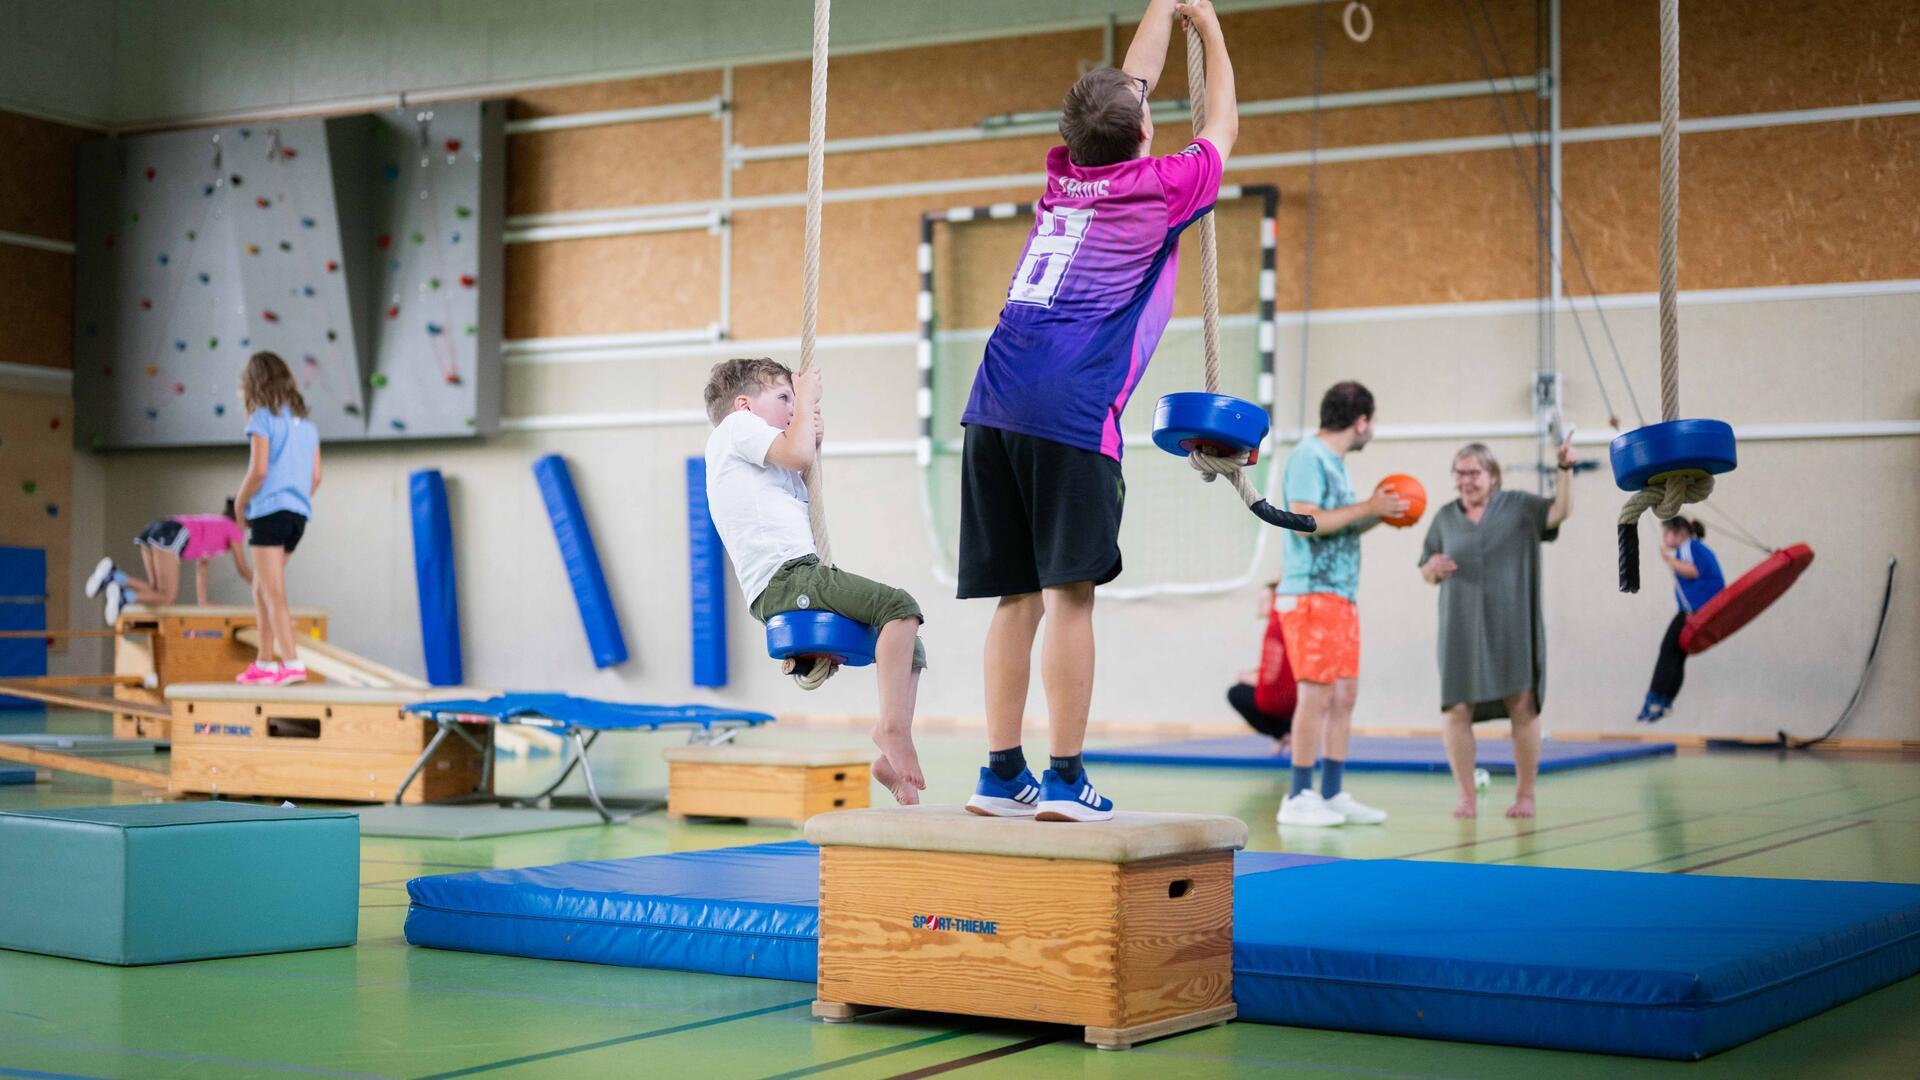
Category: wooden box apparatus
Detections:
[
  {"x1": 163, "y1": 683, "x2": 492, "y2": 804},
  {"x1": 112, "y1": 604, "x2": 328, "y2": 740},
  {"x1": 804, "y1": 806, "x2": 1247, "y2": 1050},
  {"x1": 662, "y1": 745, "x2": 871, "y2": 825}
]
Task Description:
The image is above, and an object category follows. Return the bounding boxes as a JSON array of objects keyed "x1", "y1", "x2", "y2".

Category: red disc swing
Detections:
[{"x1": 1678, "y1": 542, "x2": 1815, "y2": 655}]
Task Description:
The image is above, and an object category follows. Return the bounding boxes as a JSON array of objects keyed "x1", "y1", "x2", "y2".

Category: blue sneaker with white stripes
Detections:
[
  {"x1": 1033, "y1": 769, "x2": 1115, "y2": 822},
  {"x1": 964, "y1": 766, "x2": 1041, "y2": 817}
]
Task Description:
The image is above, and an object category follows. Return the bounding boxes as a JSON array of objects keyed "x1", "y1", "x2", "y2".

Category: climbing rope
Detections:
[
  {"x1": 787, "y1": 0, "x2": 836, "y2": 690},
  {"x1": 1180, "y1": 23, "x2": 1311, "y2": 534},
  {"x1": 1616, "y1": 0, "x2": 1710, "y2": 592}
]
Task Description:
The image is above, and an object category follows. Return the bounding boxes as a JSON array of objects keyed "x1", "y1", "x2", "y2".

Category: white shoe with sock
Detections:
[
  {"x1": 85, "y1": 557, "x2": 115, "y2": 598},
  {"x1": 1325, "y1": 791, "x2": 1387, "y2": 825},
  {"x1": 1277, "y1": 788, "x2": 1346, "y2": 827}
]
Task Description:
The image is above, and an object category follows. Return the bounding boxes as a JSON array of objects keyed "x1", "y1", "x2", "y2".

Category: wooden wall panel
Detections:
[
  {"x1": 0, "y1": 245, "x2": 73, "y2": 369},
  {"x1": 508, "y1": 116, "x2": 723, "y2": 214},
  {"x1": 503, "y1": 231, "x2": 720, "y2": 339},
  {"x1": 1206, "y1": 0, "x2": 1540, "y2": 101},
  {"x1": 0, "y1": 111, "x2": 88, "y2": 241},
  {"x1": 509, "y1": 71, "x2": 722, "y2": 119},
  {"x1": 1559, "y1": 117, "x2": 1920, "y2": 294},
  {"x1": 1561, "y1": 0, "x2": 1920, "y2": 128},
  {"x1": 0, "y1": 391, "x2": 75, "y2": 638}
]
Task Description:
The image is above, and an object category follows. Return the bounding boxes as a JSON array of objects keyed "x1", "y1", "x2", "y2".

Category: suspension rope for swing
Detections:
[
  {"x1": 797, "y1": 0, "x2": 834, "y2": 569},
  {"x1": 1611, "y1": 0, "x2": 1732, "y2": 592},
  {"x1": 1176, "y1": 22, "x2": 1316, "y2": 534}
]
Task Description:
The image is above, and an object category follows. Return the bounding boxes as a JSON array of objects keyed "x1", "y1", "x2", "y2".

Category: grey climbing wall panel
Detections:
[{"x1": 73, "y1": 100, "x2": 505, "y2": 449}]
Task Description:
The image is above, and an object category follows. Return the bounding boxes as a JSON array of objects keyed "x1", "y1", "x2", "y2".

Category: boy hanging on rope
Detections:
[
  {"x1": 959, "y1": 0, "x2": 1237, "y2": 822},
  {"x1": 703, "y1": 358, "x2": 929, "y2": 805}
]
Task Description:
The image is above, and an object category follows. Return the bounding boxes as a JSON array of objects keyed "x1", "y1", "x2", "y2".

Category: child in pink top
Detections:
[{"x1": 85, "y1": 497, "x2": 253, "y2": 623}]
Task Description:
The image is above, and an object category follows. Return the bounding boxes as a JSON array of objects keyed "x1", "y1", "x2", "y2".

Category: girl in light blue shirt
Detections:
[{"x1": 231, "y1": 351, "x2": 321, "y2": 686}]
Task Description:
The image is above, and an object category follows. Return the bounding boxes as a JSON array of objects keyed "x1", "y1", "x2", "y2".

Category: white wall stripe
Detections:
[
  {"x1": 0, "y1": 362, "x2": 75, "y2": 395},
  {"x1": 0, "y1": 229, "x2": 77, "y2": 256},
  {"x1": 504, "y1": 98, "x2": 723, "y2": 135}
]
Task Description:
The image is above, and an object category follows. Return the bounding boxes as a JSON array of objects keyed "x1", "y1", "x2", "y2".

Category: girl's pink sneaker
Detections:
[
  {"x1": 236, "y1": 662, "x2": 279, "y2": 684},
  {"x1": 271, "y1": 664, "x2": 308, "y2": 686}
]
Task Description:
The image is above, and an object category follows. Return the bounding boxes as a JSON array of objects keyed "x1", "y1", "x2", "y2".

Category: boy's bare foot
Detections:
[
  {"x1": 1453, "y1": 794, "x2": 1477, "y2": 819},
  {"x1": 870, "y1": 723, "x2": 926, "y2": 792},
  {"x1": 1506, "y1": 796, "x2": 1536, "y2": 819},
  {"x1": 872, "y1": 754, "x2": 919, "y2": 805}
]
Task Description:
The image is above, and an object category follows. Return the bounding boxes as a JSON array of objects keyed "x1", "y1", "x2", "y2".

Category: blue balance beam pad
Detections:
[
  {"x1": 0, "y1": 767, "x2": 33, "y2": 784},
  {"x1": 0, "y1": 802, "x2": 359, "y2": 965},
  {"x1": 1085, "y1": 734, "x2": 1674, "y2": 774},
  {"x1": 408, "y1": 468, "x2": 463, "y2": 686},
  {"x1": 533, "y1": 454, "x2": 628, "y2": 669},
  {"x1": 405, "y1": 844, "x2": 1330, "y2": 984},
  {"x1": 407, "y1": 844, "x2": 1920, "y2": 1059},
  {"x1": 1233, "y1": 859, "x2": 1920, "y2": 1059}
]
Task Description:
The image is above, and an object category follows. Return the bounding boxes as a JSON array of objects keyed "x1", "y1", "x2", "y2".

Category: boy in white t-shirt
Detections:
[{"x1": 702, "y1": 357, "x2": 928, "y2": 804}]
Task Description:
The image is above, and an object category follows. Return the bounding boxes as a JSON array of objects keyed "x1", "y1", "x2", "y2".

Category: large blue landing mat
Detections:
[
  {"x1": 1086, "y1": 734, "x2": 1674, "y2": 774},
  {"x1": 1234, "y1": 859, "x2": 1920, "y2": 1060},
  {"x1": 405, "y1": 845, "x2": 1333, "y2": 983}
]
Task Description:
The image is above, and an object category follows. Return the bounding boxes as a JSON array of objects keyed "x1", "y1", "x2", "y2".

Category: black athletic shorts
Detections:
[
  {"x1": 132, "y1": 518, "x2": 188, "y2": 556},
  {"x1": 957, "y1": 425, "x2": 1124, "y2": 598},
  {"x1": 247, "y1": 510, "x2": 307, "y2": 553}
]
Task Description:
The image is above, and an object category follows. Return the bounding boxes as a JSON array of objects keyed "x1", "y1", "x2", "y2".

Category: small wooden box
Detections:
[
  {"x1": 806, "y1": 806, "x2": 1246, "y2": 1050},
  {"x1": 664, "y1": 745, "x2": 870, "y2": 825},
  {"x1": 164, "y1": 684, "x2": 490, "y2": 804}
]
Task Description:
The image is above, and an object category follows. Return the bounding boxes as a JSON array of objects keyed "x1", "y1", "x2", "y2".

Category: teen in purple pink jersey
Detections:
[{"x1": 961, "y1": 0, "x2": 1238, "y2": 823}]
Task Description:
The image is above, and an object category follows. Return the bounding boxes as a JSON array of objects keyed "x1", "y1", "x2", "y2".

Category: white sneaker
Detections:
[
  {"x1": 1325, "y1": 791, "x2": 1387, "y2": 825},
  {"x1": 1277, "y1": 789, "x2": 1346, "y2": 827},
  {"x1": 85, "y1": 557, "x2": 115, "y2": 598},
  {"x1": 104, "y1": 582, "x2": 125, "y2": 625}
]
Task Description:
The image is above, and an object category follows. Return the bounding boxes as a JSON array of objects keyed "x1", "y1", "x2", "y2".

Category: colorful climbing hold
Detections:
[
  {"x1": 370, "y1": 373, "x2": 389, "y2": 388},
  {"x1": 145, "y1": 364, "x2": 158, "y2": 376},
  {"x1": 48, "y1": 417, "x2": 59, "y2": 432},
  {"x1": 344, "y1": 403, "x2": 361, "y2": 416},
  {"x1": 245, "y1": 244, "x2": 261, "y2": 255},
  {"x1": 390, "y1": 419, "x2": 406, "y2": 431},
  {"x1": 429, "y1": 276, "x2": 440, "y2": 290},
  {"x1": 140, "y1": 297, "x2": 152, "y2": 310},
  {"x1": 383, "y1": 164, "x2": 400, "y2": 182},
  {"x1": 303, "y1": 354, "x2": 318, "y2": 367},
  {"x1": 459, "y1": 274, "x2": 476, "y2": 287},
  {"x1": 144, "y1": 167, "x2": 155, "y2": 181},
  {"x1": 326, "y1": 329, "x2": 337, "y2": 342},
  {"x1": 450, "y1": 231, "x2": 461, "y2": 244},
  {"x1": 199, "y1": 272, "x2": 210, "y2": 284},
  {"x1": 279, "y1": 241, "x2": 292, "y2": 252},
  {"x1": 302, "y1": 285, "x2": 315, "y2": 297},
  {"x1": 173, "y1": 340, "x2": 185, "y2": 352},
  {"x1": 21, "y1": 481, "x2": 36, "y2": 495},
  {"x1": 186, "y1": 229, "x2": 197, "y2": 241},
  {"x1": 208, "y1": 337, "x2": 219, "y2": 349},
  {"x1": 171, "y1": 382, "x2": 185, "y2": 395},
  {"x1": 325, "y1": 260, "x2": 339, "y2": 272},
  {"x1": 255, "y1": 197, "x2": 271, "y2": 209},
  {"x1": 214, "y1": 403, "x2": 225, "y2": 417},
  {"x1": 263, "y1": 310, "x2": 279, "y2": 322},
  {"x1": 240, "y1": 338, "x2": 249, "y2": 347},
  {"x1": 425, "y1": 323, "x2": 443, "y2": 335},
  {"x1": 444, "y1": 372, "x2": 462, "y2": 385},
  {"x1": 464, "y1": 325, "x2": 477, "y2": 336},
  {"x1": 204, "y1": 184, "x2": 215, "y2": 197},
  {"x1": 156, "y1": 253, "x2": 168, "y2": 265},
  {"x1": 454, "y1": 206, "x2": 472, "y2": 219},
  {"x1": 385, "y1": 305, "x2": 399, "y2": 320},
  {"x1": 300, "y1": 216, "x2": 314, "y2": 228},
  {"x1": 376, "y1": 234, "x2": 391, "y2": 250},
  {"x1": 410, "y1": 230, "x2": 424, "y2": 245},
  {"x1": 281, "y1": 147, "x2": 297, "y2": 160},
  {"x1": 145, "y1": 408, "x2": 158, "y2": 420},
  {"x1": 238, "y1": 127, "x2": 251, "y2": 139},
  {"x1": 230, "y1": 173, "x2": 243, "y2": 186},
  {"x1": 45, "y1": 504, "x2": 58, "y2": 518},
  {"x1": 444, "y1": 138, "x2": 462, "y2": 153}
]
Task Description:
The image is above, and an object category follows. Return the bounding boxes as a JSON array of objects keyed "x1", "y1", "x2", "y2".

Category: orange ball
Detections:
[{"x1": 1376, "y1": 474, "x2": 1426, "y2": 528}]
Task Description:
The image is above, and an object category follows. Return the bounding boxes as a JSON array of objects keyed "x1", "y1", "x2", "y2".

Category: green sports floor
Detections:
[{"x1": 3, "y1": 711, "x2": 1917, "y2": 1079}]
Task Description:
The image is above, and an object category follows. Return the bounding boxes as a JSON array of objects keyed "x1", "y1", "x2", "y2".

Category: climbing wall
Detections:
[
  {"x1": 71, "y1": 101, "x2": 504, "y2": 448},
  {"x1": 0, "y1": 392, "x2": 74, "y2": 639}
]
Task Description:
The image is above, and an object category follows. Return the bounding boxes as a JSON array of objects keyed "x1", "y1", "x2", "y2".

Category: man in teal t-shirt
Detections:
[{"x1": 1274, "y1": 381, "x2": 1407, "y2": 829}]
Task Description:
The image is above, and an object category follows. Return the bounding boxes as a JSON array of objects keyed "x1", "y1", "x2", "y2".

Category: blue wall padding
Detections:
[
  {"x1": 684, "y1": 457, "x2": 727, "y2": 687},
  {"x1": 408, "y1": 470, "x2": 464, "y2": 686},
  {"x1": 532, "y1": 455, "x2": 628, "y2": 669},
  {"x1": 0, "y1": 547, "x2": 48, "y2": 712}
]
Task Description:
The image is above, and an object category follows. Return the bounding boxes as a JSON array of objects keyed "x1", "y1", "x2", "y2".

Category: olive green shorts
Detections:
[{"x1": 750, "y1": 556, "x2": 926, "y2": 670}]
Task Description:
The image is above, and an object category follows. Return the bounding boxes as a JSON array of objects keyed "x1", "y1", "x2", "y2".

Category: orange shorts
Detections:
[{"x1": 1276, "y1": 593, "x2": 1359, "y2": 684}]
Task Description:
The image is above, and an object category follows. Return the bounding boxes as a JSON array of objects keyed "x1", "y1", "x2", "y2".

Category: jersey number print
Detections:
[{"x1": 1007, "y1": 207, "x2": 1095, "y2": 308}]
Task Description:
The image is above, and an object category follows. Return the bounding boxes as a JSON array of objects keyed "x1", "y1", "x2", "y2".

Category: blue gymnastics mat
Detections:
[
  {"x1": 404, "y1": 845, "x2": 1331, "y2": 984},
  {"x1": 1084, "y1": 734, "x2": 1675, "y2": 774},
  {"x1": 405, "y1": 843, "x2": 1920, "y2": 1059},
  {"x1": 1234, "y1": 859, "x2": 1920, "y2": 1059}
]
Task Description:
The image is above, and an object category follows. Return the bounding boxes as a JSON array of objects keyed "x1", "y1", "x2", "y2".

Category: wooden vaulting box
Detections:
[
  {"x1": 111, "y1": 604, "x2": 329, "y2": 740},
  {"x1": 163, "y1": 684, "x2": 491, "y2": 804},
  {"x1": 805, "y1": 806, "x2": 1247, "y2": 1050},
  {"x1": 662, "y1": 744, "x2": 871, "y2": 825}
]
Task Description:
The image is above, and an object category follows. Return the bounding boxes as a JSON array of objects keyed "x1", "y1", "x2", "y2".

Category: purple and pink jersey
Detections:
[
  {"x1": 962, "y1": 138, "x2": 1224, "y2": 459},
  {"x1": 175, "y1": 514, "x2": 244, "y2": 561}
]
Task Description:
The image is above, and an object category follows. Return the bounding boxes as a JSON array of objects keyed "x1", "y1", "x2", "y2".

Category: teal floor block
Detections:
[{"x1": 0, "y1": 801, "x2": 359, "y2": 965}]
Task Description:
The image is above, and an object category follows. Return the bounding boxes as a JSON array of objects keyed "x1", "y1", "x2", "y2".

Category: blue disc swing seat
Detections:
[
  {"x1": 1610, "y1": 419, "x2": 1739, "y2": 593},
  {"x1": 766, "y1": 610, "x2": 878, "y2": 669},
  {"x1": 1152, "y1": 392, "x2": 1270, "y2": 461}
]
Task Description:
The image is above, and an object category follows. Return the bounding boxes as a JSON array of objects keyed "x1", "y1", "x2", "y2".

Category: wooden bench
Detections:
[{"x1": 806, "y1": 805, "x2": 1246, "y2": 1050}]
